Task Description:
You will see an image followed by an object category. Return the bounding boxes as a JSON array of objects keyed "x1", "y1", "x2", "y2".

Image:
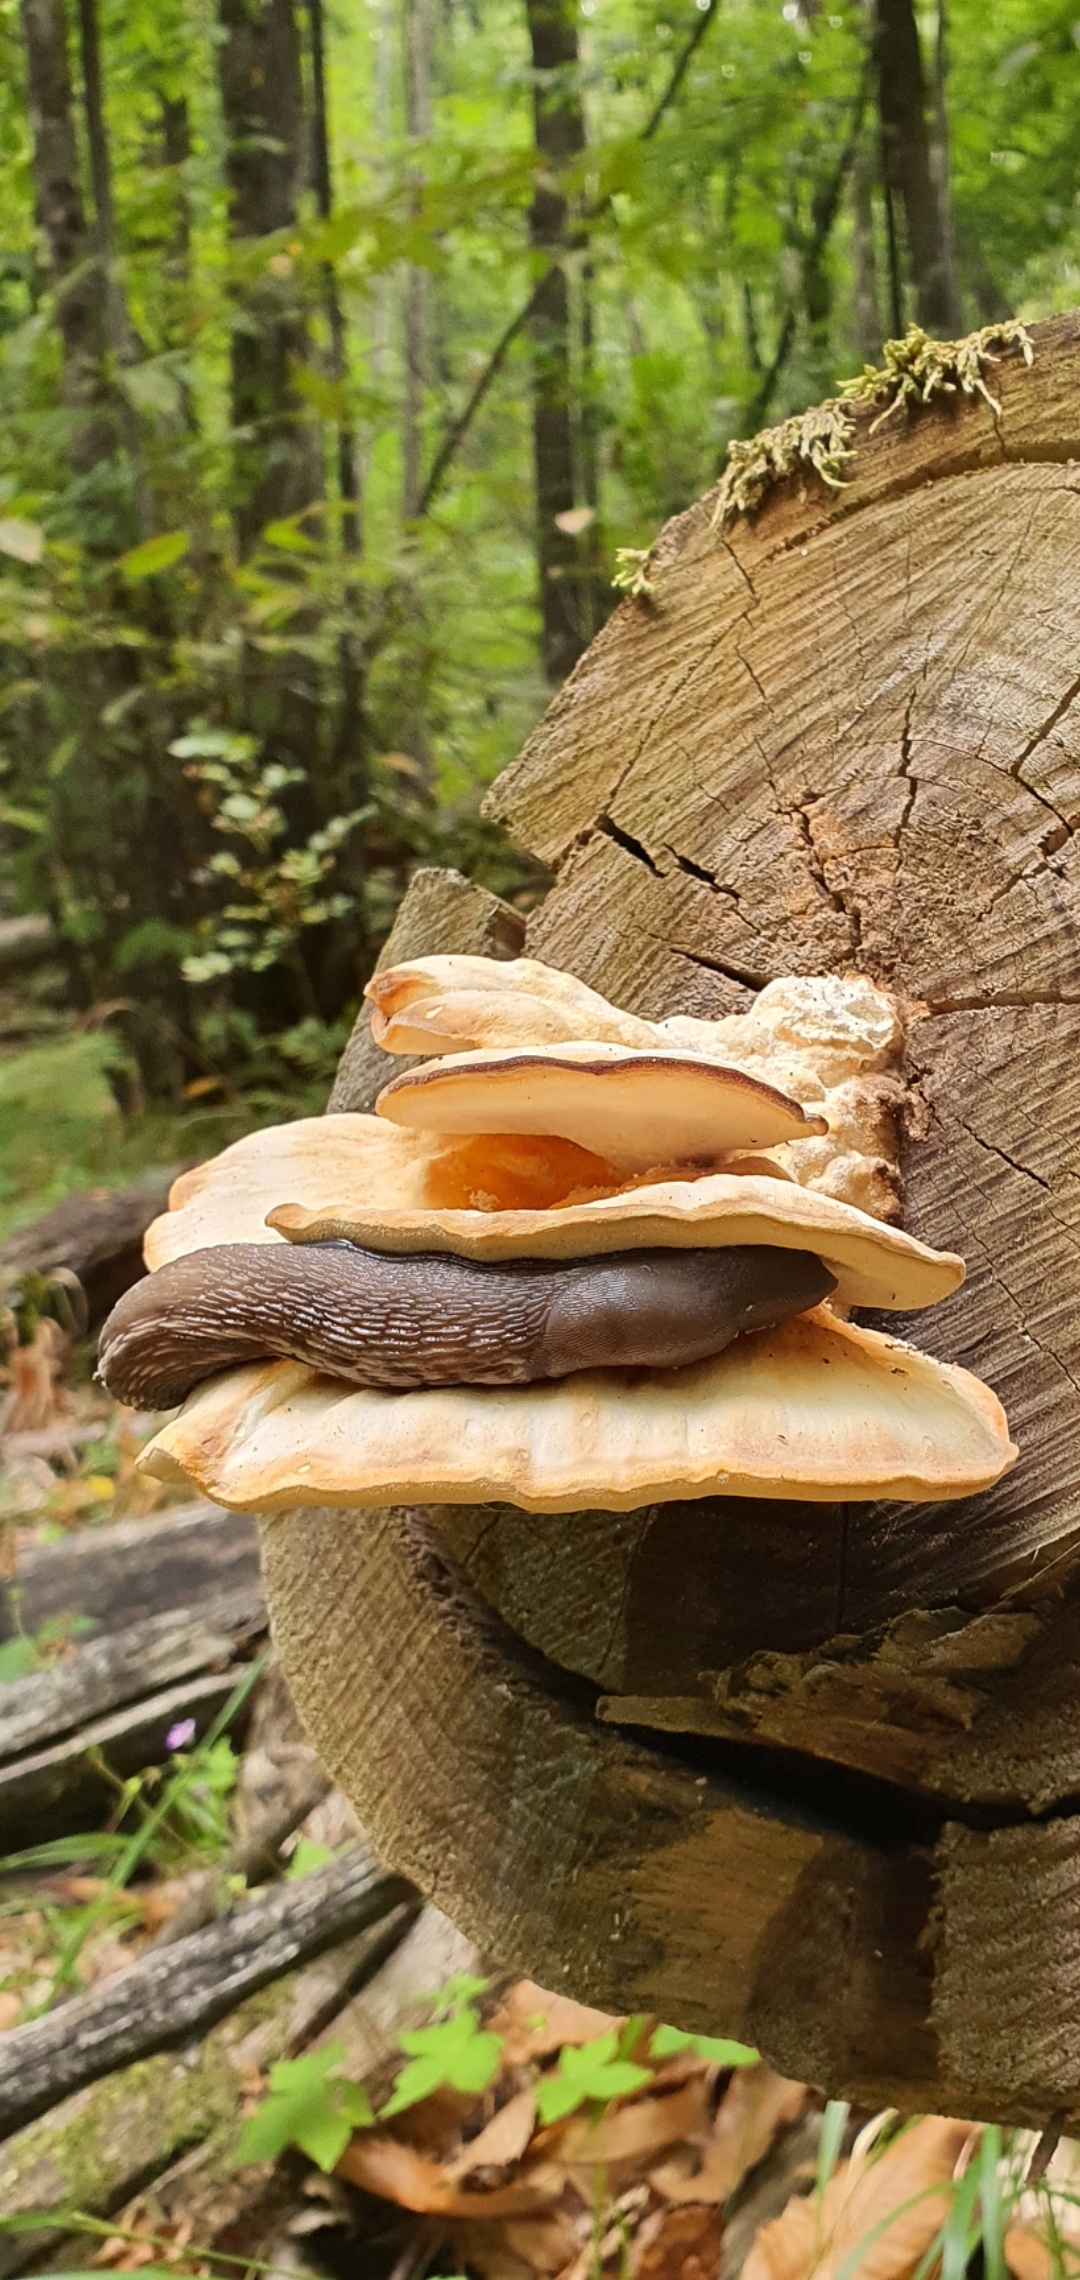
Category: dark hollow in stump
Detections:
[{"x1": 265, "y1": 309, "x2": 1080, "y2": 2125}]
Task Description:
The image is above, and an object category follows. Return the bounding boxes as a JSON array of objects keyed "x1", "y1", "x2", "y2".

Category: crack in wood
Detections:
[
  {"x1": 1010, "y1": 665, "x2": 1080, "y2": 777},
  {"x1": 669, "y1": 944, "x2": 771, "y2": 990},
  {"x1": 595, "y1": 813, "x2": 662, "y2": 876}
]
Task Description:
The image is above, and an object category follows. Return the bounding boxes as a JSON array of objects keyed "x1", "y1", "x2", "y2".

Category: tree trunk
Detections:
[
  {"x1": 401, "y1": 0, "x2": 433, "y2": 521},
  {"x1": 526, "y1": 0, "x2": 587, "y2": 683},
  {"x1": 269, "y1": 311, "x2": 1080, "y2": 2123},
  {"x1": 873, "y1": 0, "x2": 960, "y2": 335},
  {"x1": 850, "y1": 135, "x2": 881, "y2": 359},
  {"x1": 18, "y1": 0, "x2": 110, "y2": 470},
  {"x1": 306, "y1": 0, "x2": 369, "y2": 927},
  {"x1": 216, "y1": 0, "x2": 321, "y2": 552},
  {"x1": 308, "y1": 0, "x2": 360, "y2": 560},
  {"x1": 73, "y1": 0, "x2": 135, "y2": 366}
]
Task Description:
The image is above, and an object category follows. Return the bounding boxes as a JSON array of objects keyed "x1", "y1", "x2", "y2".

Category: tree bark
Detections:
[
  {"x1": 526, "y1": 0, "x2": 587, "y2": 682},
  {"x1": 216, "y1": 0, "x2": 321, "y2": 551},
  {"x1": 0, "y1": 1842, "x2": 415, "y2": 2136},
  {"x1": 873, "y1": 0, "x2": 961, "y2": 334},
  {"x1": 306, "y1": 0, "x2": 370, "y2": 942},
  {"x1": 73, "y1": 0, "x2": 135, "y2": 367},
  {"x1": 401, "y1": 0, "x2": 433, "y2": 521},
  {"x1": 851, "y1": 135, "x2": 882, "y2": 359},
  {"x1": 18, "y1": 0, "x2": 110, "y2": 469}
]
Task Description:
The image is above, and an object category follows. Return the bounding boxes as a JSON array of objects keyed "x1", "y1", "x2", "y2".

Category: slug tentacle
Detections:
[{"x1": 97, "y1": 1240, "x2": 836, "y2": 1412}]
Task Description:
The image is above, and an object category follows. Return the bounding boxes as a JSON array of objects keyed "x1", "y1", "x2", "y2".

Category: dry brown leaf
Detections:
[
  {"x1": 745, "y1": 2115, "x2": 978, "y2": 2280},
  {"x1": 336, "y1": 2133, "x2": 565, "y2": 2217},
  {"x1": 447, "y1": 2088, "x2": 539, "y2": 2181},
  {"x1": 0, "y1": 1991, "x2": 21, "y2": 2033},
  {"x1": 1007, "y1": 2220, "x2": 1080, "y2": 2280},
  {"x1": 491, "y1": 1979, "x2": 619, "y2": 2065},
  {"x1": 0, "y1": 1318, "x2": 71, "y2": 1436},
  {"x1": 455, "y1": 2209, "x2": 587, "y2": 2280},
  {"x1": 561, "y1": 2077, "x2": 711, "y2": 2168},
  {"x1": 76, "y1": 1932, "x2": 136, "y2": 1986},
  {"x1": 136, "y1": 1878, "x2": 193, "y2": 1935},
  {"x1": 632, "y1": 2202, "x2": 727, "y2": 2279},
  {"x1": 743, "y1": 2190, "x2": 819, "y2": 2280},
  {"x1": 1006, "y1": 2227, "x2": 1054, "y2": 2280},
  {"x1": 652, "y1": 2065, "x2": 806, "y2": 2205}
]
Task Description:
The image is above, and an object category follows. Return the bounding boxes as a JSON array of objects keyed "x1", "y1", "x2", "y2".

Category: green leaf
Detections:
[
  {"x1": 381, "y1": 2007, "x2": 503, "y2": 2116},
  {"x1": 0, "y1": 1636, "x2": 40, "y2": 1680},
  {"x1": 290, "y1": 362, "x2": 350, "y2": 421},
  {"x1": 119, "y1": 530, "x2": 190, "y2": 581},
  {"x1": 169, "y1": 730, "x2": 259, "y2": 762},
  {"x1": 534, "y1": 2029, "x2": 652, "y2": 2125},
  {"x1": 816, "y1": 2100, "x2": 850, "y2": 2201},
  {"x1": 0, "y1": 1832, "x2": 128, "y2": 1875},
  {"x1": 261, "y1": 514, "x2": 321, "y2": 554},
  {"x1": 114, "y1": 919, "x2": 192, "y2": 972},
  {"x1": 0, "y1": 800, "x2": 46, "y2": 834},
  {"x1": 286, "y1": 1837, "x2": 334, "y2": 1878},
  {"x1": 236, "y1": 2044, "x2": 374, "y2": 2172},
  {"x1": 0, "y1": 516, "x2": 44, "y2": 564},
  {"x1": 648, "y1": 2024, "x2": 760, "y2": 2068},
  {"x1": 121, "y1": 360, "x2": 185, "y2": 421}
]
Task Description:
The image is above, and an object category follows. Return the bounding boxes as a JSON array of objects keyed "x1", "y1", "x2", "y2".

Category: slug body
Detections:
[{"x1": 98, "y1": 1240, "x2": 836, "y2": 1411}]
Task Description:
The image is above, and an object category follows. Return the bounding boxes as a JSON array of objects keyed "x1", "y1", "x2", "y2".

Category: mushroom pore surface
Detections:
[{"x1": 97, "y1": 1240, "x2": 837, "y2": 1409}]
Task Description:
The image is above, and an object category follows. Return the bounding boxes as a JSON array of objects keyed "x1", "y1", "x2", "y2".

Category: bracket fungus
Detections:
[{"x1": 100, "y1": 956, "x2": 1017, "y2": 1514}]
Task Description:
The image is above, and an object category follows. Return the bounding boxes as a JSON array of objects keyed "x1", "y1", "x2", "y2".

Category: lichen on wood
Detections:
[
  {"x1": 712, "y1": 401, "x2": 856, "y2": 528},
  {"x1": 840, "y1": 318, "x2": 1034, "y2": 427},
  {"x1": 711, "y1": 318, "x2": 1035, "y2": 531},
  {"x1": 611, "y1": 545, "x2": 656, "y2": 599}
]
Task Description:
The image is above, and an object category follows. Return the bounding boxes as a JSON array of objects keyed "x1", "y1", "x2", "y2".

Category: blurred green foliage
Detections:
[{"x1": 0, "y1": 0, "x2": 1077, "y2": 1148}]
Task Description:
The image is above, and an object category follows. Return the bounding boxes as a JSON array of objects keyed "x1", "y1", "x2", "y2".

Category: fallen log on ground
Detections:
[
  {"x1": 0, "y1": 1659, "x2": 254, "y2": 1844},
  {"x1": 0, "y1": 1595, "x2": 264, "y2": 1763},
  {"x1": 1, "y1": 1508, "x2": 267, "y2": 1837},
  {"x1": 0, "y1": 1896, "x2": 429, "y2": 2277},
  {"x1": 14, "y1": 1499, "x2": 262, "y2": 1636},
  {"x1": 0, "y1": 1166, "x2": 185, "y2": 1328},
  {"x1": 0, "y1": 1840, "x2": 416, "y2": 2138},
  {"x1": 0, "y1": 914, "x2": 57, "y2": 978}
]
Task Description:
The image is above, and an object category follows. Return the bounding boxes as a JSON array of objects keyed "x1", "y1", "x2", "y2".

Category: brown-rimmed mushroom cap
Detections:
[
  {"x1": 374, "y1": 1045, "x2": 825, "y2": 1169},
  {"x1": 270, "y1": 1170, "x2": 963, "y2": 1312},
  {"x1": 142, "y1": 1115, "x2": 963, "y2": 1312},
  {"x1": 137, "y1": 1305, "x2": 1017, "y2": 1514}
]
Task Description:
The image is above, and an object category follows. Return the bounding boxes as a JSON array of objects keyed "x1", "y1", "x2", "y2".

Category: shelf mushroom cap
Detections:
[
  {"x1": 374, "y1": 1044, "x2": 826, "y2": 1169},
  {"x1": 137, "y1": 1304, "x2": 1017, "y2": 1515},
  {"x1": 365, "y1": 952, "x2": 662, "y2": 1053},
  {"x1": 143, "y1": 1114, "x2": 964, "y2": 1313}
]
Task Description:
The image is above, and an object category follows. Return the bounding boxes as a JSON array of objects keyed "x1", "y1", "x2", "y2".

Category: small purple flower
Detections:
[{"x1": 166, "y1": 1717, "x2": 197, "y2": 1750}]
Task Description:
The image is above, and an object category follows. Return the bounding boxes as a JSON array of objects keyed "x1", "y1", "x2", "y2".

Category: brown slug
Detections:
[{"x1": 96, "y1": 1240, "x2": 837, "y2": 1411}]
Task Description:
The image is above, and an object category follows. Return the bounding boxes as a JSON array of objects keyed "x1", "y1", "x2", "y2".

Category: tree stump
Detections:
[{"x1": 264, "y1": 311, "x2": 1080, "y2": 2124}]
